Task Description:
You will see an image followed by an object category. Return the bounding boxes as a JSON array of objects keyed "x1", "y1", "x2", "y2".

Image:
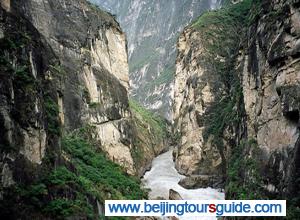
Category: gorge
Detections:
[
  {"x1": 0, "y1": 0, "x2": 299, "y2": 219},
  {"x1": 89, "y1": 0, "x2": 224, "y2": 119}
]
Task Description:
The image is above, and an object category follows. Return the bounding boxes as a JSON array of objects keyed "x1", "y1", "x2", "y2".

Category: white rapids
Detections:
[{"x1": 142, "y1": 149, "x2": 225, "y2": 220}]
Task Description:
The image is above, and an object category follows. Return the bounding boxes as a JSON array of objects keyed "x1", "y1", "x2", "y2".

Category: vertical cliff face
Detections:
[
  {"x1": 242, "y1": 0, "x2": 300, "y2": 200},
  {"x1": 173, "y1": 0, "x2": 300, "y2": 208},
  {"x1": 173, "y1": 29, "x2": 224, "y2": 177},
  {"x1": 8, "y1": 0, "x2": 139, "y2": 174},
  {"x1": 90, "y1": 0, "x2": 224, "y2": 119},
  {"x1": 173, "y1": 1, "x2": 251, "y2": 179},
  {"x1": 0, "y1": 0, "x2": 163, "y2": 218},
  {"x1": 0, "y1": 4, "x2": 59, "y2": 189}
]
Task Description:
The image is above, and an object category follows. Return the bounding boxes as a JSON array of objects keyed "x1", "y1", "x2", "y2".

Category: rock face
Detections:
[
  {"x1": 173, "y1": 28, "x2": 224, "y2": 176},
  {"x1": 0, "y1": 0, "x2": 167, "y2": 218},
  {"x1": 0, "y1": 0, "x2": 168, "y2": 218},
  {"x1": 243, "y1": 0, "x2": 300, "y2": 198},
  {"x1": 90, "y1": 0, "x2": 224, "y2": 119},
  {"x1": 0, "y1": 3, "x2": 59, "y2": 189},
  {"x1": 8, "y1": 0, "x2": 139, "y2": 174},
  {"x1": 173, "y1": 0, "x2": 300, "y2": 207},
  {"x1": 179, "y1": 175, "x2": 224, "y2": 189},
  {"x1": 8, "y1": 0, "x2": 167, "y2": 177},
  {"x1": 169, "y1": 189, "x2": 183, "y2": 200}
]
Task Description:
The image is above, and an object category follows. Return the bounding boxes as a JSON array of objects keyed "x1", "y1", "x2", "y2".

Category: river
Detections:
[{"x1": 142, "y1": 149, "x2": 225, "y2": 220}]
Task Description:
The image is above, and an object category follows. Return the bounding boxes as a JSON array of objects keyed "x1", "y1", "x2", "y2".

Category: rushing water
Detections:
[{"x1": 142, "y1": 149, "x2": 225, "y2": 220}]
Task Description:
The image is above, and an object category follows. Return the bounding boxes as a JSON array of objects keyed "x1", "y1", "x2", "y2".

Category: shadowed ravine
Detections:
[{"x1": 142, "y1": 149, "x2": 225, "y2": 219}]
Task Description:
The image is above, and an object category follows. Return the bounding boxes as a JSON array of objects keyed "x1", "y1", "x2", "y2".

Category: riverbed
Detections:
[{"x1": 142, "y1": 149, "x2": 224, "y2": 220}]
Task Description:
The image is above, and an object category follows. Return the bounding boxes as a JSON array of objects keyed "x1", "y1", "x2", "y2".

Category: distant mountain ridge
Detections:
[{"x1": 90, "y1": 0, "x2": 223, "y2": 120}]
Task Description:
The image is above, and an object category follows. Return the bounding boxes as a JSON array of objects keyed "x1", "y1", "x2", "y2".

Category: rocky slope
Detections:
[
  {"x1": 0, "y1": 0, "x2": 166, "y2": 218},
  {"x1": 90, "y1": 0, "x2": 224, "y2": 120},
  {"x1": 173, "y1": 0, "x2": 300, "y2": 216},
  {"x1": 10, "y1": 0, "x2": 136, "y2": 173},
  {"x1": 173, "y1": 0, "x2": 250, "y2": 178},
  {"x1": 242, "y1": 0, "x2": 300, "y2": 196},
  {"x1": 5, "y1": 0, "x2": 166, "y2": 175}
]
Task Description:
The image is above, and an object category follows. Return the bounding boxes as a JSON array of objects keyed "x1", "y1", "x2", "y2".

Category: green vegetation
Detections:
[
  {"x1": 152, "y1": 67, "x2": 174, "y2": 87},
  {"x1": 16, "y1": 166, "x2": 95, "y2": 219},
  {"x1": 144, "y1": 66, "x2": 174, "y2": 92},
  {"x1": 170, "y1": 130, "x2": 182, "y2": 145},
  {"x1": 83, "y1": 88, "x2": 91, "y2": 104},
  {"x1": 287, "y1": 191, "x2": 300, "y2": 220},
  {"x1": 226, "y1": 139, "x2": 265, "y2": 199},
  {"x1": 193, "y1": 0, "x2": 252, "y2": 150},
  {"x1": 88, "y1": 102, "x2": 100, "y2": 108},
  {"x1": 129, "y1": 99, "x2": 168, "y2": 167},
  {"x1": 0, "y1": 32, "x2": 33, "y2": 86},
  {"x1": 248, "y1": 0, "x2": 263, "y2": 24},
  {"x1": 14, "y1": 65, "x2": 33, "y2": 83},
  {"x1": 130, "y1": 99, "x2": 167, "y2": 141},
  {"x1": 62, "y1": 132, "x2": 146, "y2": 200},
  {"x1": 203, "y1": 83, "x2": 243, "y2": 152},
  {"x1": 191, "y1": 0, "x2": 269, "y2": 201},
  {"x1": 12, "y1": 127, "x2": 146, "y2": 219},
  {"x1": 49, "y1": 64, "x2": 66, "y2": 77},
  {"x1": 129, "y1": 50, "x2": 157, "y2": 74},
  {"x1": 189, "y1": 0, "x2": 300, "y2": 211},
  {"x1": 129, "y1": 35, "x2": 159, "y2": 74},
  {"x1": 45, "y1": 97, "x2": 61, "y2": 135}
]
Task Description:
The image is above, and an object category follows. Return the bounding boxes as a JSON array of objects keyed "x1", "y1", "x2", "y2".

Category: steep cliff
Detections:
[
  {"x1": 6, "y1": 0, "x2": 166, "y2": 175},
  {"x1": 90, "y1": 0, "x2": 224, "y2": 119},
  {"x1": 0, "y1": 0, "x2": 60, "y2": 190},
  {"x1": 173, "y1": 0, "x2": 251, "y2": 178},
  {"x1": 240, "y1": 0, "x2": 300, "y2": 215},
  {"x1": 130, "y1": 100, "x2": 168, "y2": 175},
  {"x1": 173, "y1": 0, "x2": 300, "y2": 215},
  {"x1": 9, "y1": 0, "x2": 137, "y2": 174},
  {"x1": 0, "y1": 0, "x2": 165, "y2": 218}
]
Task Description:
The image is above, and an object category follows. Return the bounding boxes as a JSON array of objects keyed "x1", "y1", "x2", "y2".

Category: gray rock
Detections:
[
  {"x1": 91, "y1": 0, "x2": 224, "y2": 119},
  {"x1": 179, "y1": 175, "x2": 224, "y2": 189},
  {"x1": 169, "y1": 189, "x2": 183, "y2": 200}
]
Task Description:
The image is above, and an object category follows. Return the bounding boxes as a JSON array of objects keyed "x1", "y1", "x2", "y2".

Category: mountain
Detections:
[
  {"x1": 1, "y1": 0, "x2": 299, "y2": 219},
  {"x1": 0, "y1": 0, "x2": 166, "y2": 218},
  {"x1": 89, "y1": 0, "x2": 223, "y2": 120},
  {"x1": 173, "y1": 0, "x2": 300, "y2": 217}
]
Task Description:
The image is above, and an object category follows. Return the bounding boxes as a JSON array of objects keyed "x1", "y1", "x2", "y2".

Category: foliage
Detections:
[
  {"x1": 13, "y1": 129, "x2": 146, "y2": 219},
  {"x1": 143, "y1": 66, "x2": 175, "y2": 92},
  {"x1": 0, "y1": 32, "x2": 34, "y2": 86},
  {"x1": 286, "y1": 195, "x2": 300, "y2": 220},
  {"x1": 62, "y1": 133, "x2": 146, "y2": 200},
  {"x1": 49, "y1": 64, "x2": 66, "y2": 77},
  {"x1": 247, "y1": 0, "x2": 263, "y2": 24},
  {"x1": 43, "y1": 198, "x2": 91, "y2": 218},
  {"x1": 129, "y1": 99, "x2": 168, "y2": 141},
  {"x1": 44, "y1": 97, "x2": 60, "y2": 135},
  {"x1": 88, "y1": 102, "x2": 100, "y2": 108},
  {"x1": 129, "y1": 99, "x2": 168, "y2": 167},
  {"x1": 285, "y1": 172, "x2": 300, "y2": 219},
  {"x1": 203, "y1": 83, "x2": 244, "y2": 151},
  {"x1": 170, "y1": 130, "x2": 182, "y2": 145},
  {"x1": 192, "y1": 0, "x2": 267, "y2": 201},
  {"x1": 192, "y1": 0, "x2": 253, "y2": 30},
  {"x1": 192, "y1": 0, "x2": 252, "y2": 149},
  {"x1": 14, "y1": 65, "x2": 33, "y2": 83},
  {"x1": 83, "y1": 88, "x2": 91, "y2": 104},
  {"x1": 226, "y1": 139, "x2": 265, "y2": 199},
  {"x1": 129, "y1": 50, "x2": 157, "y2": 74}
]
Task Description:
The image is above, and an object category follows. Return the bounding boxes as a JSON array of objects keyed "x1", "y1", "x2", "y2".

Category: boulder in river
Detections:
[
  {"x1": 178, "y1": 175, "x2": 224, "y2": 189},
  {"x1": 169, "y1": 189, "x2": 183, "y2": 200}
]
